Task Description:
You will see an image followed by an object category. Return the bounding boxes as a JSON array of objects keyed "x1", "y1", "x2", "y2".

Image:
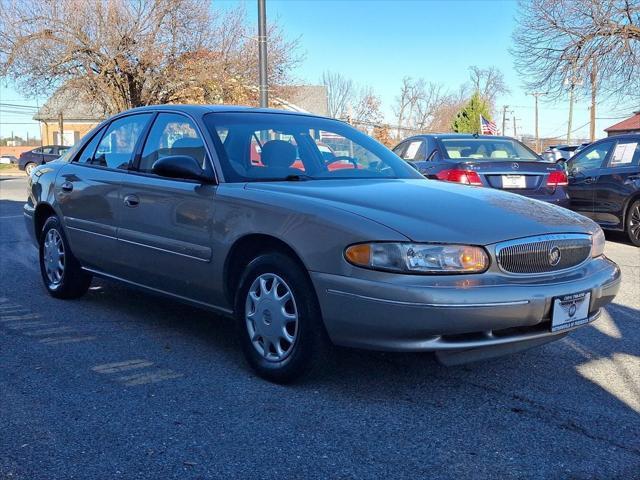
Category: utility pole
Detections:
[
  {"x1": 529, "y1": 92, "x2": 546, "y2": 152},
  {"x1": 566, "y1": 83, "x2": 575, "y2": 144},
  {"x1": 257, "y1": 0, "x2": 268, "y2": 109},
  {"x1": 589, "y1": 61, "x2": 597, "y2": 142},
  {"x1": 564, "y1": 72, "x2": 583, "y2": 145},
  {"x1": 58, "y1": 111, "x2": 64, "y2": 145},
  {"x1": 501, "y1": 105, "x2": 509, "y2": 136},
  {"x1": 511, "y1": 111, "x2": 517, "y2": 138}
]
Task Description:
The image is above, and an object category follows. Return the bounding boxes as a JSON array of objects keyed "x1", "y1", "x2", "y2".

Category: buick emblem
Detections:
[
  {"x1": 511, "y1": 162, "x2": 519, "y2": 170},
  {"x1": 548, "y1": 246, "x2": 561, "y2": 267}
]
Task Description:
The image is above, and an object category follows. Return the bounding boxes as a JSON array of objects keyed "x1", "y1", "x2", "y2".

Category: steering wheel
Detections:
[{"x1": 325, "y1": 156, "x2": 358, "y2": 169}]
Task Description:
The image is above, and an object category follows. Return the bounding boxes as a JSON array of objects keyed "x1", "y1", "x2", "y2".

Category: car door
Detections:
[
  {"x1": 55, "y1": 113, "x2": 153, "y2": 274},
  {"x1": 592, "y1": 138, "x2": 640, "y2": 228},
  {"x1": 566, "y1": 140, "x2": 615, "y2": 219},
  {"x1": 118, "y1": 112, "x2": 218, "y2": 303}
]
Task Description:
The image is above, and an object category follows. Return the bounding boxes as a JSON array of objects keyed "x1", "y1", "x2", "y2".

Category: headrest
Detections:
[
  {"x1": 260, "y1": 140, "x2": 297, "y2": 169},
  {"x1": 172, "y1": 137, "x2": 201, "y2": 149}
]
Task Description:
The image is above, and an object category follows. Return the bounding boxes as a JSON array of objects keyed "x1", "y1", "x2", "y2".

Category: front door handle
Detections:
[
  {"x1": 61, "y1": 181, "x2": 73, "y2": 192},
  {"x1": 584, "y1": 177, "x2": 596, "y2": 184},
  {"x1": 123, "y1": 194, "x2": 140, "y2": 208}
]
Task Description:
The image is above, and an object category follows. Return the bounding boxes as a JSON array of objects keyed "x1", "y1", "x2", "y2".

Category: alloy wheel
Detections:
[
  {"x1": 630, "y1": 203, "x2": 640, "y2": 242},
  {"x1": 25, "y1": 163, "x2": 35, "y2": 175},
  {"x1": 43, "y1": 228, "x2": 65, "y2": 286},
  {"x1": 245, "y1": 273, "x2": 298, "y2": 362}
]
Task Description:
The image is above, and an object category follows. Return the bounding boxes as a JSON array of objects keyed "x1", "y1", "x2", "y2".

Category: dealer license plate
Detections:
[
  {"x1": 551, "y1": 291, "x2": 591, "y2": 332},
  {"x1": 502, "y1": 175, "x2": 527, "y2": 189}
]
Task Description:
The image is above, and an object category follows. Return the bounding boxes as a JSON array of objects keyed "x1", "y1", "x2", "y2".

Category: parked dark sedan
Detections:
[
  {"x1": 565, "y1": 134, "x2": 640, "y2": 246},
  {"x1": 393, "y1": 134, "x2": 569, "y2": 207},
  {"x1": 19, "y1": 145, "x2": 72, "y2": 175}
]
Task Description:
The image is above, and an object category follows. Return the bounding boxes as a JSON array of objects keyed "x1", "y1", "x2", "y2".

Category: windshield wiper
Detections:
[
  {"x1": 284, "y1": 174, "x2": 313, "y2": 181},
  {"x1": 251, "y1": 174, "x2": 314, "y2": 182}
]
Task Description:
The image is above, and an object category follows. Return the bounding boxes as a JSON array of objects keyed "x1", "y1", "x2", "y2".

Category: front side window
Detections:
[
  {"x1": 75, "y1": 126, "x2": 107, "y2": 165},
  {"x1": 139, "y1": 113, "x2": 207, "y2": 173},
  {"x1": 41, "y1": 146, "x2": 55, "y2": 154},
  {"x1": 204, "y1": 112, "x2": 422, "y2": 182},
  {"x1": 440, "y1": 138, "x2": 539, "y2": 161},
  {"x1": 93, "y1": 114, "x2": 152, "y2": 170},
  {"x1": 568, "y1": 141, "x2": 614, "y2": 173}
]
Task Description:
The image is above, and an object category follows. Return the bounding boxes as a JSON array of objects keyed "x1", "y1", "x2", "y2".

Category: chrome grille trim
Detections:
[{"x1": 495, "y1": 234, "x2": 592, "y2": 275}]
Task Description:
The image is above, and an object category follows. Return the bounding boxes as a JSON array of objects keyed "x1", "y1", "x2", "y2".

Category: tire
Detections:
[
  {"x1": 25, "y1": 163, "x2": 36, "y2": 176},
  {"x1": 235, "y1": 252, "x2": 330, "y2": 383},
  {"x1": 626, "y1": 199, "x2": 640, "y2": 247},
  {"x1": 39, "y1": 216, "x2": 92, "y2": 299}
]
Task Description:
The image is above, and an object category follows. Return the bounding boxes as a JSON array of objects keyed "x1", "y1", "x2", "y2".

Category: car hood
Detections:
[{"x1": 245, "y1": 179, "x2": 597, "y2": 245}]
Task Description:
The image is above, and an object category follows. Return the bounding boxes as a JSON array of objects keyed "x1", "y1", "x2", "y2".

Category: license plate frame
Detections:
[
  {"x1": 551, "y1": 291, "x2": 591, "y2": 332},
  {"x1": 501, "y1": 174, "x2": 527, "y2": 189}
]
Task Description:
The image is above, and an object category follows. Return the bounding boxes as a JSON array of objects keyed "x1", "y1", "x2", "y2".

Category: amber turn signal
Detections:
[{"x1": 344, "y1": 244, "x2": 371, "y2": 267}]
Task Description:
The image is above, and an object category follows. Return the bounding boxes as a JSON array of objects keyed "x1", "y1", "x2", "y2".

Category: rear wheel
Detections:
[
  {"x1": 39, "y1": 216, "x2": 92, "y2": 298},
  {"x1": 25, "y1": 162, "x2": 36, "y2": 175},
  {"x1": 235, "y1": 252, "x2": 330, "y2": 383},
  {"x1": 626, "y1": 199, "x2": 640, "y2": 247}
]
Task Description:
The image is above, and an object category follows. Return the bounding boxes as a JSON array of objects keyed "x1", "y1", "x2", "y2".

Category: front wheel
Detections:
[
  {"x1": 235, "y1": 252, "x2": 330, "y2": 383},
  {"x1": 39, "y1": 216, "x2": 92, "y2": 298},
  {"x1": 627, "y1": 199, "x2": 640, "y2": 247}
]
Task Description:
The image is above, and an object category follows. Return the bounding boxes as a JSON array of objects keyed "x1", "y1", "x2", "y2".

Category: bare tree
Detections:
[
  {"x1": 468, "y1": 65, "x2": 510, "y2": 108},
  {"x1": 393, "y1": 77, "x2": 422, "y2": 131},
  {"x1": 0, "y1": 0, "x2": 302, "y2": 114},
  {"x1": 512, "y1": 0, "x2": 640, "y2": 101},
  {"x1": 351, "y1": 86, "x2": 383, "y2": 124},
  {"x1": 321, "y1": 71, "x2": 354, "y2": 119}
]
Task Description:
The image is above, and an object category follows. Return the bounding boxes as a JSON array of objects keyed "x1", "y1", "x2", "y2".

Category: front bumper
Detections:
[{"x1": 311, "y1": 256, "x2": 620, "y2": 353}]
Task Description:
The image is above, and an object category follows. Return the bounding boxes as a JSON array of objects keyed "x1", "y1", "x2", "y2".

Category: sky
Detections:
[{"x1": 1, "y1": 0, "x2": 636, "y2": 142}]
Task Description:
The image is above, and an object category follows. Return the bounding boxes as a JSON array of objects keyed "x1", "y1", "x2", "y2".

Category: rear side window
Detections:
[
  {"x1": 41, "y1": 147, "x2": 55, "y2": 154},
  {"x1": 139, "y1": 113, "x2": 207, "y2": 173},
  {"x1": 392, "y1": 142, "x2": 407, "y2": 157},
  {"x1": 608, "y1": 140, "x2": 640, "y2": 167},
  {"x1": 401, "y1": 140, "x2": 425, "y2": 161},
  {"x1": 93, "y1": 114, "x2": 152, "y2": 170}
]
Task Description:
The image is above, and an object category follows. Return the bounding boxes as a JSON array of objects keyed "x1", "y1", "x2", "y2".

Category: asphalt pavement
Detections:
[{"x1": 1, "y1": 175, "x2": 639, "y2": 479}]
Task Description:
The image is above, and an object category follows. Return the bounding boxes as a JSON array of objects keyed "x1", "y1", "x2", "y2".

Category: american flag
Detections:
[{"x1": 480, "y1": 115, "x2": 498, "y2": 135}]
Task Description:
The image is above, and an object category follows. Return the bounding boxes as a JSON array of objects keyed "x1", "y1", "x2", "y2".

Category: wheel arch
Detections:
[
  {"x1": 33, "y1": 203, "x2": 58, "y2": 242},
  {"x1": 223, "y1": 233, "x2": 311, "y2": 307},
  {"x1": 623, "y1": 192, "x2": 640, "y2": 226}
]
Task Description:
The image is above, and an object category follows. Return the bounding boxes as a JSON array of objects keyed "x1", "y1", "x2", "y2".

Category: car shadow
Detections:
[
  {"x1": 82, "y1": 276, "x2": 640, "y2": 416},
  {"x1": 604, "y1": 229, "x2": 635, "y2": 246}
]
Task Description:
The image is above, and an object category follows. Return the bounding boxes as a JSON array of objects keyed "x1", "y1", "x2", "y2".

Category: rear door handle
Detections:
[
  {"x1": 123, "y1": 194, "x2": 140, "y2": 207},
  {"x1": 61, "y1": 181, "x2": 73, "y2": 192}
]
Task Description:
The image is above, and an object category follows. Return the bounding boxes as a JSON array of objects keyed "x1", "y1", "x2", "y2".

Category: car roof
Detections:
[
  {"x1": 402, "y1": 133, "x2": 520, "y2": 142},
  {"x1": 120, "y1": 104, "x2": 330, "y2": 120}
]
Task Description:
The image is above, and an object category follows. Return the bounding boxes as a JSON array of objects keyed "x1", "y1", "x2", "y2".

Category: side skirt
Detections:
[{"x1": 82, "y1": 267, "x2": 234, "y2": 318}]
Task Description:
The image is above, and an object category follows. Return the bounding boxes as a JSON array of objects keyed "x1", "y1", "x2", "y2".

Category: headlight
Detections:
[
  {"x1": 591, "y1": 228, "x2": 605, "y2": 258},
  {"x1": 344, "y1": 243, "x2": 489, "y2": 274}
]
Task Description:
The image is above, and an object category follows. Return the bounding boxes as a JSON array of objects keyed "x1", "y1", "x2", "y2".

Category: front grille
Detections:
[{"x1": 495, "y1": 234, "x2": 591, "y2": 274}]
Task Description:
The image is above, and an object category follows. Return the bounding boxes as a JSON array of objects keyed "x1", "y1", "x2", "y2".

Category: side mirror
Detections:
[{"x1": 151, "y1": 155, "x2": 212, "y2": 182}]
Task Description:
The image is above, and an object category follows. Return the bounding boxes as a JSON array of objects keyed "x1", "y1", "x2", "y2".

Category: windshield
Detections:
[
  {"x1": 440, "y1": 138, "x2": 540, "y2": 162},
  {"x1": 204, "y1": 112, "x2": 422, "y2": 182}
]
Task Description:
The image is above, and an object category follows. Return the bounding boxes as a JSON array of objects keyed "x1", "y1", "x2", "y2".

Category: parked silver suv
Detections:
[{"x1": 25, "y1": 106, "x2": 620, "y2": 382}]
